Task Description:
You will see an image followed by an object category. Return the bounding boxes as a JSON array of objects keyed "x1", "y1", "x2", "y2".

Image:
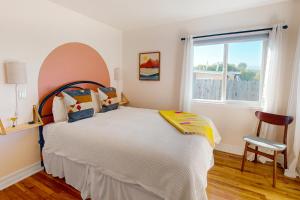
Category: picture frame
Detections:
[{"x1": 139, "y1": 52, "x2": 160, "y2": 81}]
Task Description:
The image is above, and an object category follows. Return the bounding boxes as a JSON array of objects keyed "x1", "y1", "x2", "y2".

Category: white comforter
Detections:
[{"x1": 43, "y1": 107, "x2": 221, "y2": 200}]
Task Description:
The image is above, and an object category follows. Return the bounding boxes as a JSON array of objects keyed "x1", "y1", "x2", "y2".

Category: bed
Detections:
[{"x1": 38, "y1": 81, "x2": 221, "y2": 200}]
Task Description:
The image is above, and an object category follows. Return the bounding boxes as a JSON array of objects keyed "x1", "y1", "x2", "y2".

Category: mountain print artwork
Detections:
[{"x1": 139, "y1": 52, "x2": 160, "y2": 81}]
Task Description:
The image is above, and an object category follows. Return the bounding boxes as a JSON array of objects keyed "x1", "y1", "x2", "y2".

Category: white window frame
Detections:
[{"x1": 192, "y1": 34, "x2": 269, "y2": 107}]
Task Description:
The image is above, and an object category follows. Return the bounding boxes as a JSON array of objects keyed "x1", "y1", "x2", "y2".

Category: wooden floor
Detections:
[
  {"x1": 1, "y1": 151, "x2": 299, "y2": 200},
  {"x1": 208, "y1": 151, "x2": 300, "y2": 200}
]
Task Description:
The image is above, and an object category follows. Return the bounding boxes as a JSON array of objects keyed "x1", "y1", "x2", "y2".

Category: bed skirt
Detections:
[{"x1": 43, "y1": 152, "x2": 162, "y2": 200}]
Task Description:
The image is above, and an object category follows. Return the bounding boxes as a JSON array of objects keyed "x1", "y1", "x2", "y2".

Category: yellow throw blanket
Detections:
[{"x1": 159, "y1": 110, "x2": 215, "y2": 147}]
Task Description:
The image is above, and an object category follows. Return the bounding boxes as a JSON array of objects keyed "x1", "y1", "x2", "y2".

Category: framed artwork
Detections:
[{"x1": 139, "y1": 52, "x2": 160, "y2": 81}]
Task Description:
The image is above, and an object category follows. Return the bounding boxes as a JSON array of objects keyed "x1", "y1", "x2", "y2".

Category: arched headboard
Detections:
[
  {"x1": 38, "y1": 42, "x2": 111, "y2": 165},
  {"x1": 38, "y1": 42, "x2": 110, "y2": 121}
]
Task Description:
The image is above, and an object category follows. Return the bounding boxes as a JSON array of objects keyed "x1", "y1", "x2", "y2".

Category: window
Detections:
[{"x1": 192, "y1": 33, "x2": 268, "y2": 105}]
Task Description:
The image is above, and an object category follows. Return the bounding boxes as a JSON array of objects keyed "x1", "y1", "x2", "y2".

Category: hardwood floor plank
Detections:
[
  {"x1": 0, "y1": 192, "x2": 10, "y2": 200},
  {"x1": 0, "y1": 150, "x2": 299, "y2": 199},
  {"x1": 2, "y1": 186, "x2": 25, "y2": 200}
]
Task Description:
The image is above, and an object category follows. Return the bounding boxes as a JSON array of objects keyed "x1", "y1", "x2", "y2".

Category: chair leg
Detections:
[
  {"x1": 273, "y1": 151, "x2": 277, "y2": 187},
  {"x1": 254, "y1": 146, "x2": 258, "y2": 163},
  {"x1": 241, "y1": 142, "x2": 248, "y2": 172},
  {"x1": 284, "y1": 149, "x2": 288, "y2": 169}
]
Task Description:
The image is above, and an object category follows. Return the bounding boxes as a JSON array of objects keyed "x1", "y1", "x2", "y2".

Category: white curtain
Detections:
[
  {"x1": 179, "y1": 36, "x2": 194, "y2": 112},
  {"x1": 248, "y1": 24, "x2": 285, "y2": 163},
  {"x1": 261, "y1": 24, "x2": 285, "y2": 140},
  {"x1": 284, "y1": 26, "x2": 300, "y2": 178}
]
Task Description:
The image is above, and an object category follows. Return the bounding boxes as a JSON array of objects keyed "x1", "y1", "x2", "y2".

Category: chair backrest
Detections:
[
  {"x1": 255, "y1": 111, "x2": 294, "y2": 145},
  {"x1": 255, "y1": 111, "x2": 293, "y2": 126}
]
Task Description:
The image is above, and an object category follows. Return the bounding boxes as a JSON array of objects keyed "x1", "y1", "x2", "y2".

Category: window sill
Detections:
[{"x1": 191, "y1": 99, "x2": 263, "y2": 110}]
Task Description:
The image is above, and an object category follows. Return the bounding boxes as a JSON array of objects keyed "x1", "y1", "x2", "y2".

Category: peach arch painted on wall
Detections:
[{"x1": 38, "y1": 42, "x2": 110, "y2": 120}]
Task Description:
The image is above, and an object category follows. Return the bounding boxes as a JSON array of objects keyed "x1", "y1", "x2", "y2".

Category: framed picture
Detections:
[{"x1": 139, "y1": 52, "x2": 160, "y2": 81}]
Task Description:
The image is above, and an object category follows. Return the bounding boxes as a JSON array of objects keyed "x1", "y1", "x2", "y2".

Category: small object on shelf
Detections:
[
  {"x1": 9, "y1": 117, "x2": 18, "y2": 127},
  {"x1": 120, "y1": 92, "x2": 129, "y2": 106},
  {"x1": 0, "y1": 105, "x2": 43, "y2": 135}
]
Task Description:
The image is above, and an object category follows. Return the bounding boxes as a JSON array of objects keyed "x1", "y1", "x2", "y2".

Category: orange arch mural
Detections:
[{"x1": 38, "y1": 42, "x2": 110, "y2": 120}]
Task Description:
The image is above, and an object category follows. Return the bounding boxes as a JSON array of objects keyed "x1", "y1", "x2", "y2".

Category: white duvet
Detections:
[{"x1": 43, "y1": 107, "x2": 221, "y2": 200}]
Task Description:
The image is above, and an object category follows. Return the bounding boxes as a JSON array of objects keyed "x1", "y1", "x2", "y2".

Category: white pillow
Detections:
[
  {"x1": 52, "y1": 96, "x2": 68, "y2": 122},
  {"x1": 91, "y1": 90, "x2": 102, "y2": 113}
]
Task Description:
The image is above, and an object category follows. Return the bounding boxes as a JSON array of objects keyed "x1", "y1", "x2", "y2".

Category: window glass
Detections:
[
  {"x1": 192, "y1": 38, "x2": 266, "y2": 104},
  {"x1": 193, "y1": 44, "x2": 224, "y2": 100},
  {"x1": 226, "y1": 41, "x2": 263, "y2": 101}
]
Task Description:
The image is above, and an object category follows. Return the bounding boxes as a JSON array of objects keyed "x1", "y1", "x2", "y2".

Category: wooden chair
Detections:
[{"x1": 241, "y1": 111, "x2": 293, "y2": 187}]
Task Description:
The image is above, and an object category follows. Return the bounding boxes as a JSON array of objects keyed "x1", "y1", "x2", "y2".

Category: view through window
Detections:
[{"x1": 193, "y1": 39, "x2": 266, "y2": 103}]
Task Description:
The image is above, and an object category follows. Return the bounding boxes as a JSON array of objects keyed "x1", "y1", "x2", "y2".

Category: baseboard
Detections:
[
  {"x1": 0, "y1": 162, "x2": 43, "y2": 190},
  {"x1": 215, "y1": 143, "x2": 244, "y2": 155}
]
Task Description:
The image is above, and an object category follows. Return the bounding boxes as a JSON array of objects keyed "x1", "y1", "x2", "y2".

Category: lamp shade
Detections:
[{"x1": 5, "y1": 62, "x2": 27, "y2": 84}]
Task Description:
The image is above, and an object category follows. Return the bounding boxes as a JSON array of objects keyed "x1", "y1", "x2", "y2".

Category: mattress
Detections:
[{"x1": 43, "y1": 106, "x2": 221, "y2": 200}]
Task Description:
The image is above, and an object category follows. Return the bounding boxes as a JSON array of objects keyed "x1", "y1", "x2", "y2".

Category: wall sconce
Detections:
[
  {"x1": 4, "y1": 62, "x2": 27, "y2": 126},
  {"x1": 114, "y1": 67, "x2": 121, "y2": 81}
]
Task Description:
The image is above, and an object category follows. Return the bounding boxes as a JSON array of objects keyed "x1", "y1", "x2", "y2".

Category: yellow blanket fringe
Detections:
[{"x1": 159, "y1": 110, "x2": 215, "y2": 147}]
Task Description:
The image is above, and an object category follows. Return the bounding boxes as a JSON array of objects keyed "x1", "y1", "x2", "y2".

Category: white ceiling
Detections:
[{"x1": 49, "y1": 0, "x2": 287, "y2": 30}]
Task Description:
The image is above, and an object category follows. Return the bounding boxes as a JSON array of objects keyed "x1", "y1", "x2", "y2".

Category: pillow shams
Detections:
[
  {"x1": 62, "y1": 89, "x2": 94, "y2": 122},
  {"x1": 98, "y1": 87, "x2": 119, "y2": 112},
  {"x1": 91, "y1": 90, "x2": 102, "y2": 113},
  {"x1": 52, "y1": 96, "x2": 68, "y2": 122}
]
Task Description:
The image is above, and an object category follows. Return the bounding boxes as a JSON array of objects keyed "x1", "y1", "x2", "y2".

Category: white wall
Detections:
[
  {"x1": 0, "y1": 0, "x2": 122, "y2": 178},
  {"x1": 123, "y1": 0, "x2": 300, "y2": 154}
]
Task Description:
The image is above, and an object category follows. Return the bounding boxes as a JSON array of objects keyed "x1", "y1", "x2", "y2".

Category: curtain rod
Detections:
[{"x1": 181, "y1": 25, "x2": 288, "y2": 41}]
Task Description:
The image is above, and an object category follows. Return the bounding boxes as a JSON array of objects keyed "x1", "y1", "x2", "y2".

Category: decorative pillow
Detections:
[
  {"x1": 91, "y1": 90, "x2": 102, "y2": 113},
  {"x1": 52, "y1": 96, "x2": 68, "y2": 122},
  {"x1": 62, "y1": 89, "x2": 94, "y2": 122},
  {"x1": 97, "y1": 87, "x2": 119, "y2": 112}
]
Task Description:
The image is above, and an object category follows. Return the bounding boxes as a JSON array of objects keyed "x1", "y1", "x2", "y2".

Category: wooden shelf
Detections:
[
  {"x1": 0, "y1": 122, "x2": 43, "y2": 135},
  {"x1": 120, "y1": 92, "x2": 129, "y2": 106},
  {"x1": 119, "y1": 101, "x2": 129, "y2": 106},
  {"x1": 0, "y1": 105, "x2": 43, "y2": 135}
]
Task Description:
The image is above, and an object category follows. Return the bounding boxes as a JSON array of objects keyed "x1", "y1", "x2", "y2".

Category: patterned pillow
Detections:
[
  {"x1": 62, "y1": 89, "x2": 94, "y2": 122},
  {"x1": 91, "y1": 90, "x2": 102, "y2": 113},
  {"x1": 98, "y1": 87, "x2": 119, "y2": 112}
]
